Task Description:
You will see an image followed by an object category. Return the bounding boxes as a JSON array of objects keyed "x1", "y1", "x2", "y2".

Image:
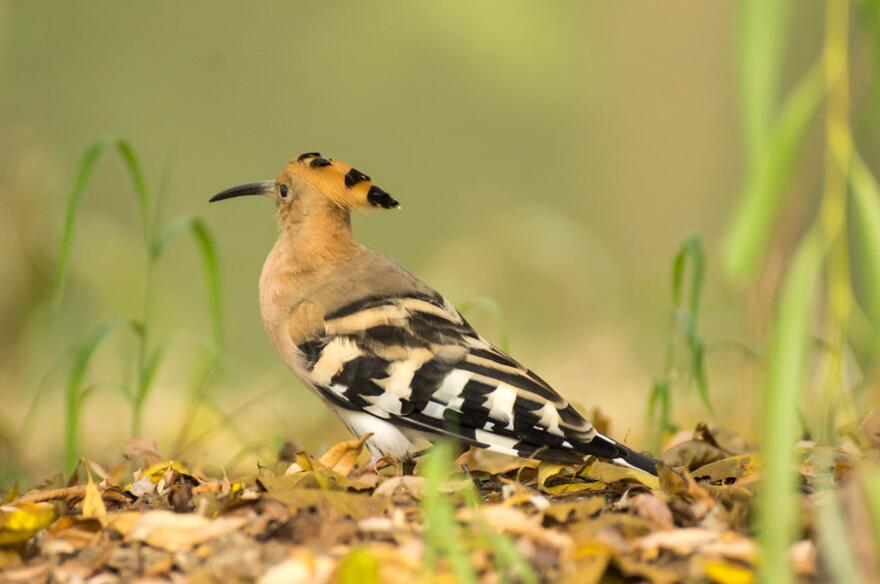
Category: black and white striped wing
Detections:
[{"x1": 297, "y1": 293, "x2": 646, "y2": 467}]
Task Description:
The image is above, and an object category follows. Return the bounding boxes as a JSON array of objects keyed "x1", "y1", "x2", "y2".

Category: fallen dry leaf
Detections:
[
  {"x1": 625, "y1": 492, "x2": 674, "y2": 529},
  {"x1": 81, "y1": 471, "x2": 107, "y2": 520},
  {"x1": 702, "y1": 559, "x2": 754, "y2": 584},
  {"x1": 126, "y1": 510, "x2": 247, "y2": 552},
  {"x1": 0, "y1": 502, "x2": 57, "y2": 545},
  {"x1": 137, "y1": 460, "x2": 191, "y2": 485},
  {"x1": 275, "y1": 454, "x2": 373, "y2": 491},
  {"x1": 658, "y1": 463, "x2": 715, "y2": 522},
  {"x1": 461, "y1": 504, "x2": 572, "y2": 550},
  {"x1": 259, "y1": 551, "x2": 335, "y2": 584},
  {"x1": 634, "y1": 528, "x2": 753, "y2": 561},
  {"x1": 266, "y1": 487, "x2": 391, "y2": 520},
  {"x1": 562, "y1": 541, "x2": 613, "y2": 584},
  {"x1": 372, "y1": 476, "x2": 424, "y2": 500},
  {"x1": 661, "y1": 440, "x2": 728, "y2": 469},
  {"x1": 1, "y1": 420, "x2": 870, "y2": 582},
  {"x1": 579, "y1": 459, "x2": 660, "y2": 490},
  {"x1": 692, "y1": 454, "x2": 759, "y2": 487},
  {"x1": 543, "y1": 497, "x2": 605, "y2": 523},
  {"x1": 316, "y1": 433, "x2": 372, "y2": 477}
]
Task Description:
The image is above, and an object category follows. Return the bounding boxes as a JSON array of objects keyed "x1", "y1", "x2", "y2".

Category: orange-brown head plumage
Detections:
[{"x1": 277, "y1": 152, "x2": 399, "y2": 210}]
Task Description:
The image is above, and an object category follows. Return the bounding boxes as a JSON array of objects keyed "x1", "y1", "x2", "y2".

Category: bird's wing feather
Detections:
[{"x1": 294, "y1": 292, "x2": 627, "y2": 464}]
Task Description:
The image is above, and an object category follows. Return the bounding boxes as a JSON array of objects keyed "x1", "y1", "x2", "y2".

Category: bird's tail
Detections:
[{"x1": 580, "y1": 433, "x2": 659, "y2": 476}]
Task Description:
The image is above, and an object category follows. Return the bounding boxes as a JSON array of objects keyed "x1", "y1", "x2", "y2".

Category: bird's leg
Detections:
[
  {"x1": 401, "y1": 458, "x2": 417, "y2": 476},
  {"x1": 403, "y1": 442, "x2": 472, "y2": 475}
]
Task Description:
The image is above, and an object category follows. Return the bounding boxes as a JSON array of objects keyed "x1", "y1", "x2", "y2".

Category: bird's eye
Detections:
[{"x1": 279, "y1": 185, "x2": 288, "y2": 198}]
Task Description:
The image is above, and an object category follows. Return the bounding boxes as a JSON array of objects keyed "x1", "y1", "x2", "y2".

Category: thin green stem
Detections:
[{"x1": 818, "y1": 0, "x2": 854, "y2": 444}]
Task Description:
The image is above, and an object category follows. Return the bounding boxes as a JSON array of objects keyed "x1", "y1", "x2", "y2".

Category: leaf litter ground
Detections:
[{"x1": 0, "y1": 421, "x2": 873, "y2": 583}]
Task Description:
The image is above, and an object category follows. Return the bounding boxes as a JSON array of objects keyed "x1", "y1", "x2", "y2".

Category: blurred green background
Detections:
[{"x1": 0, "y1": 1, "x2": 870, "y2": 486}]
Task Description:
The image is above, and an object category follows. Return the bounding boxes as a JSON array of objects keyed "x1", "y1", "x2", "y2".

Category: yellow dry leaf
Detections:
[
  {"x1": 543, "y1": 497, "x2": 605, "y2": 522},
  {"x1": 537, "y1": 461, "x2": 607, "y2": 494},
  {"x1": 703, "y1": 560, "x2": 754, "y2": 584},
  {"x1": 0, "y1": 502, "x2": 57, "y2": 545},
  {"x1": 276, "y1": 454, "x2": 372, "y2": 491},
  {"x1": 337, "y1": 548, "x2": 381, "y2": 584},
  {"x1": 562, "y1": 541, "x2": 612, "y2": 584},
  {"x1": 543, "y1": 482, "x2": 607, "y2": 495},
  {"x1": 692, "y1": 454, "x2": 759, "y2": 486},
  {"x1": 537, "y1": 462, "x2": 571, "y2": 490},
  {"x1": 264, "y1": 488, "x2": 391, "y2": 520},
  {"x1": 0, "y1": 548, "x2": 21, "y2": 569},
  {"x1": 81, "y1": 471, "x2": 107, "y2": 520},
  {"x1": 580, "y1": 459, "x2": 659, "y2": 489},
  {"x1": 103, "y1": 511, "x2": 141, "y2": 537},
  {"x1": 140, "y1": 460, "x2": 191, "y2": 484},
  {"x1": 318, "y1": 433, "x2": 372, "y2": 477}
]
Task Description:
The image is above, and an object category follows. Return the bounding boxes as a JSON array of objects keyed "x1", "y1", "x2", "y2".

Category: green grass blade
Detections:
[
  {"x1": 139, "y1": 344, "x2": 165, "y2": 403},
  {"x1": 421, "y1": 441, "x2": 476, "y2": 584},
  {"x1": 671, "y1": 235, "x2": 712, "y2": 413},
  {"x1": 64, "y1": 318, "x2": 143, "y2": 476},
  {"x1": 850, "y1": 152, "x2": 880, "y2": 332},
  {"x1": 681, "y1": 315, "x2": 711, "y2": 413},
  {"x1": 52, "y1": 140, "x2": 109, "y2": 305},
  {"x1": 114, "y1": 139, "x2": 150, "y2": 242},
  {"x1": 672, "y1": 235, "x2": 705, "y2": 316},
  {"x1": 647, "y1": 379, "x2": 676, "y2": 452},
  {"x1": 460, "y1": 482, "x2": 538, "y2": 584},
  {"x1": 723, "y1": 62, "x2": 825, "y2": 283},
  {"x1": 151, "y1": 214, "x2": 224, "y2": 346},
  {"x1": 131, "y1": 342, "x2": 167, "y2": 436},
  {"x1": 54, "y1": 139, "x2": 155, "y2": 305},
  {"x1": 189, "y1": 218, "x2": 223, "y2": 346},
  {"x1": 738, "y1": 0, "x2": 793, "y2": 167},
  {"x1": 755, "y1": 230, "x2": 823, "y2": 584},
  {"x1": 17, "y1": 354, "x2": 71, "y2": 441}
]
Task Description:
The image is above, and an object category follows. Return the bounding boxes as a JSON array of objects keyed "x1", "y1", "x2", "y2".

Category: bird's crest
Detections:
[{"x1": 280, "y1": 152, "x2": 399, "y2": 210}]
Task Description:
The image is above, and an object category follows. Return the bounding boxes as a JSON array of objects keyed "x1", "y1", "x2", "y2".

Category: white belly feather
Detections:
[{"x1": 335, "y1": 409, "x2": 426, "y2": 461}]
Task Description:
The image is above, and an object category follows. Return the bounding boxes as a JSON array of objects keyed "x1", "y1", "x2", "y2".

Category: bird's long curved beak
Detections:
[{"x1": 209, "y1": 180, "x2": 275, "y2": 203}]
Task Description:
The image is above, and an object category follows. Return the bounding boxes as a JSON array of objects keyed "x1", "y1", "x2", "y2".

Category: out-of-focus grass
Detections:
[
  {"x1": 754, "y1": 230, "x2": 822, "y2": 584},
  {"x1": 722, "y1": 63, "x2": 825, "y2": 283},
  {"x1": 421, "y1": 441, "x2": 537, "y2": 584},
  {"x1": 647, "y1": 234, "x2": 710, "y2": 452},
  {"x1": 814, "y1": 452, "x2": 862, "y2": 584},
  {"x1": 421, "y1": 442, "x2": 477, "y2": 583},
  {"x1": 64, "y1": 318, "x2": 141, "y2": 476},
  {"x1": 732, "y1": 0, "x2": 880, "y2": 581},
  {"x1": 737, "y1": 0, "x2": 792, "y2": 171},
  {"x1": 50, "y1": 140, "x2": 224, "y2": 475},
  {"x1": 850, "y1": 151, "x2": 880, "y2": 332}
]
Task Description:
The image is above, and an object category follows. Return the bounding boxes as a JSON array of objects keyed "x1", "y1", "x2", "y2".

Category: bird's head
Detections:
[{"x1": 209, "y1": 152, "x2": 399, "y2": 225}]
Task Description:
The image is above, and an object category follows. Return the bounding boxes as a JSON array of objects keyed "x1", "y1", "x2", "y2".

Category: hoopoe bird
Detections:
[{"x1": 210, "y1": 152, "x2": 657, "y2": 475}]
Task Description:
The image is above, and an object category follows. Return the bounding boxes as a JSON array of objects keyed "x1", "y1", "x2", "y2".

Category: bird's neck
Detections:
[
  {"x1": 259, "y1": 201, "x2": 359, "y2": 351},
  {"x1": 278, "y1": 201, "x2": 357, "y2": 269},
  {"x1": 261, "y1": 200, "x2": 359, "y2": 308}
]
